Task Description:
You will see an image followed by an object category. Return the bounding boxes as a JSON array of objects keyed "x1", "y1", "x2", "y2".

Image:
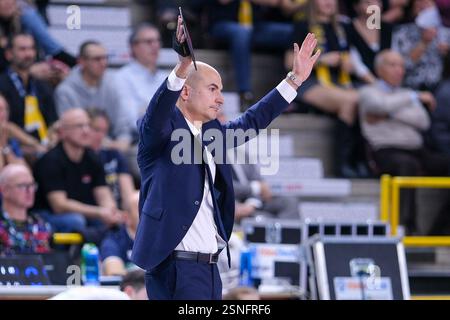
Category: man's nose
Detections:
[{"x1": 217, "y1": 92, "x2": 224, "y2": 105}]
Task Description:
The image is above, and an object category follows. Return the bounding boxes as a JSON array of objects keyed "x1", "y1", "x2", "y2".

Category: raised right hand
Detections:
[{"x1": 175, "y1": 15, "x2": 192, "y2": 69}]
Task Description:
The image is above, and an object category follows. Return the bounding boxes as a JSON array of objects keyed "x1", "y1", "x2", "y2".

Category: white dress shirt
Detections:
[
  {"x1": 166, "y1": 69, "x2": 297, "y2": 253},
  {"x1": 175, "y1": 119, "x2": 227, "y2": 253}
]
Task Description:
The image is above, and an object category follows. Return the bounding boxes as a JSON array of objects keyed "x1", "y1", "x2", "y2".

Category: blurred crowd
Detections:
[{"x1": 1, "y1": 0, "x2": 450, "y2": 296}]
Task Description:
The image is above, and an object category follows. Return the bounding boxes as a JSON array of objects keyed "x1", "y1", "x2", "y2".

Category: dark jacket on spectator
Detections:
[
  {"x1": 431, "y1": 79, "x2": 450, "y2": 155},
  {"x1": 0, "y1": 71, "x2": 57, "y2": 141}
]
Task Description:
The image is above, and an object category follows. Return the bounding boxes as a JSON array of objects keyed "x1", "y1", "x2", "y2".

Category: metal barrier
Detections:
[{"x1": 380, "y1": 175, "x2": 450, "y2": 247}]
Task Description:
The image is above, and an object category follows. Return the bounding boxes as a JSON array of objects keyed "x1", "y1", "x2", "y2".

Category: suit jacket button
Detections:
[
  {"x1": 194, "y1": 200, "x2": 200, "y2": 205},
  {"x1": 182, "y1": 225, "x2": 188, "y2": 230}
]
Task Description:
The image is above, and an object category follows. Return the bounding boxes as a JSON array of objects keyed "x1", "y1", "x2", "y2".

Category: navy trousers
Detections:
[{"x1": 145, "y1": 256, "x2": 222, "y2": 300}]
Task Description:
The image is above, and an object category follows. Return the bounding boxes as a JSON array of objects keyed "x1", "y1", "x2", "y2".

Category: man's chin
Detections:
[
  {"x1": 18, "y1": 62, "x2": 34, "y2": 70},
  {"x1": 209, "y1": 113, "x2": 219, "y2": 121}
]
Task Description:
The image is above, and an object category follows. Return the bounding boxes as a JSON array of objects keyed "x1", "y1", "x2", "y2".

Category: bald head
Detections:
[
  {"x1": 374, "y1": 50, "x2": 405, "y2": 87},
  {"x1": 0, "y1": 163, "x2": 36, "y2": 210},
  {"x1": 177, "y1": 61, "x2": 224, "y2": 124},
  {"x1": 59, "y1": 108, "x2": 92, "y2": 148},
  {"x1": 374, "y1": 50, "x2": 403, "y2": 73},
  {"x1": 185, "y1": 61, "x2": 220, "y2": 88},
  {"x1": 0, "y1": 164, "x2": 32, "y2": 187},
  {"x1": 60, "y1": 108, "x2": 89, "y2": 127}
]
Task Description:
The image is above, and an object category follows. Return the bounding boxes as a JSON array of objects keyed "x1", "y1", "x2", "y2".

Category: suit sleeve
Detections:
[
  {"x1": 137, "y1": 79, "x2": 181, "y2": 161},
  {"x1": 223, "y1": 88, "x2": 290, "y2": 148}
]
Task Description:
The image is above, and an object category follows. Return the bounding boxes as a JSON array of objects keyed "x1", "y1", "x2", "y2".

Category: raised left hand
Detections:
[{"x1": 291, "y1": 33, "x2": 321, "y2": 83}]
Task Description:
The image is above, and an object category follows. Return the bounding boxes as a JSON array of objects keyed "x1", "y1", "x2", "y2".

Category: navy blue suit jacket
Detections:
[{"x1": 131, "y1": 79, "x2": 289, "y2": 271}]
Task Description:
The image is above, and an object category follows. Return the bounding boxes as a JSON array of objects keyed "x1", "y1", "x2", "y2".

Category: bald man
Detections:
[
  {"x1": 132, "y1": 16, "x2": 320, "y2": 300},
  {"x1": 359, "y1": 49, "x2": 450, "y2": 235},
  {"x1": 33, "y1": 108, "x2": 122, "y2": 243},
  {"x1": 0, "y1": 164, "x2": 51, "y2": 254}
]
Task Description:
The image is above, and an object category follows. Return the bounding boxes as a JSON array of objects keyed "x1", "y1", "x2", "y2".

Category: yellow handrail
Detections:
[
  {"x1": 380, "y1": 175, "x2": 450, "y2": 247},
  {"x1": 391, "y1": 178, "x2": 401, "y2": 236},
  {"x1": 380, "y1": 174, "x2": 391, "y2": 223},
  {"x1": 402, "y1": 236, "x2": 450, "y2": 247},
  {"x1": 53, "y1": 233, "x2": 83, "y2": 245}
]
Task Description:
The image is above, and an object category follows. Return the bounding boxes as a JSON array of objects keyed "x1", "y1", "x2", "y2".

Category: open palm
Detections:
[{"x1": 292, "y1": 33, "x2": 321, "y2": 82}]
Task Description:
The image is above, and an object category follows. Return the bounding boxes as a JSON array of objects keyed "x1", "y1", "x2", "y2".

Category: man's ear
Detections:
[
  {"x1": 4, "y1": 49, "x2": 12, "y2": 62},
  {"x1": 180, "y1": 85, "x2": 190, "y2": 101}
]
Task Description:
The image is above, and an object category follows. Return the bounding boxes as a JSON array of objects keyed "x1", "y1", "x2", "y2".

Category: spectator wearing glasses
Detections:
[
  {"x1": 54, "y1": 41, "x2": 132, "y2": 154},
  {"x1": 33, "y1": 108, "x2": 122, "y2": 244},
  {"x1": 0, "y1": 163, "x2": 51, "y2": 255},
  {"x1": 115, "y1": 24, "x2": 169, "y2": 180},
  {"x1": 0, "y1": 0, "x2": 76, "y2": 74},
  {"x1": 116, "y1": 24, "x2": 169, "y2": 136}
]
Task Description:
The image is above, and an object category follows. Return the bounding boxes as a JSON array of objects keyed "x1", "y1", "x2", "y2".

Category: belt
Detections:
[{"x1": 172, "y1": 250, "x2": 220, "y2": 264}]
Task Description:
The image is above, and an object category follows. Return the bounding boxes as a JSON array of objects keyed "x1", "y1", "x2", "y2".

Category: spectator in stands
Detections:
[
  {"x1": 153, "y1": 0, "x2": 205, "y2": 48},
  {"x1": 0, "y1": 0, "x2": 76, "y2": 74},
  {"x1": 279, "y1": 0, "x2": 308, "y2": 22},
  {"x1": 436, "y1": 0, "x2": 450, "y2": 27},
  {"x1": 289, "y1": 0, "x2": 365, "y2": 178},
  {"x1": 345, "y1": 0, "x2": 393, "y2": 84},
  {"x1": 289, "y1": 0, "x2": 358, "y2": 125},
  {"x1": 0, "y1": 33, "x2": 58, "y2": 149},
  {"x1": 89, "y1": 108, "x2": 139, "y2": 264},
  {"x1": 234, "y1": 201, "x2": 257, "y2": 221},
  {"x1": 431, "y1": 52, "x2": 450, "y2": 155},
  {"x1": 119, "y1": 269, "x2": 147, "y2": 300},
  {"x1": 217, "y1": 111, "x2": 299, "y2": 221},
  {"x1": 341, "y1": 0, "x2": 409, "y2": 23},
  {"x1": 392, "y1": 0, "x2": 449, "y2": 91},
  {"x1": 100, "y1": 193, "x2": 139, "y2": 276},
  {"x1": 0, "y1": 93, "x2": 27, "y2": 170},
  {"x1": 229, "y1": 152, "x2": 299, "y2": 221},
  {"x1": 31, "y1": 0, "x2": 49, "y2": 24},
  {"x1": 382, "y1": 0, "x2": 410, "y2": 23},
  {"x1": 359, "y1": 50, "x2": 450, "y2": 234},
  {"x1": 217, "y1": 231, "x2": 260, "y2": 299},
  {"x1": 55, "y1": 41, "x2": 132, "y2": 153},
  {"x1": 207, "y1": 0, "x2": 293, "y2": 110},
  {"x1": 0, "y1": 163, "x2": 51, "y2": 255},
  {"x1": 115, "y1": 23, "x2": 169, "y2": 152},
  {"x1": 88, "y1": 108, "x2": 137, "y2": 211},
  {"x1": 33, "y1": 108, "x2": 122, "y2": 243}
]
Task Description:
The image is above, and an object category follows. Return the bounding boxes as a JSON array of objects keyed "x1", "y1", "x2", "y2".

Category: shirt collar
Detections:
[
  {"x1": 184, "y1": 117, "x2": 202, "y2": 139},
  {"x1": 377, "y1": 80, "x2": 399, "y2": 92}
]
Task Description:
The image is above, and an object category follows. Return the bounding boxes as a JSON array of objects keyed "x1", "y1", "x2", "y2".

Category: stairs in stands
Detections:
[{"x1": 408, "y1": 248, "x2": 450, "y2": 297}]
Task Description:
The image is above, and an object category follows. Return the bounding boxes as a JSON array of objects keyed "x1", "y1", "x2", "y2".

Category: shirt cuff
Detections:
[
  {"x1": 410, "y1": 91, "x2": 420, "y2": 105},
  {"x1": 250, "y1": 180, "x2": 262, "y2": 197},
  {"x1": 167, "y1": 70, "x2": 186, "y2": 91},
  {"x1": 276, "y1": 79, "x2": 298, "y2": 103}
]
